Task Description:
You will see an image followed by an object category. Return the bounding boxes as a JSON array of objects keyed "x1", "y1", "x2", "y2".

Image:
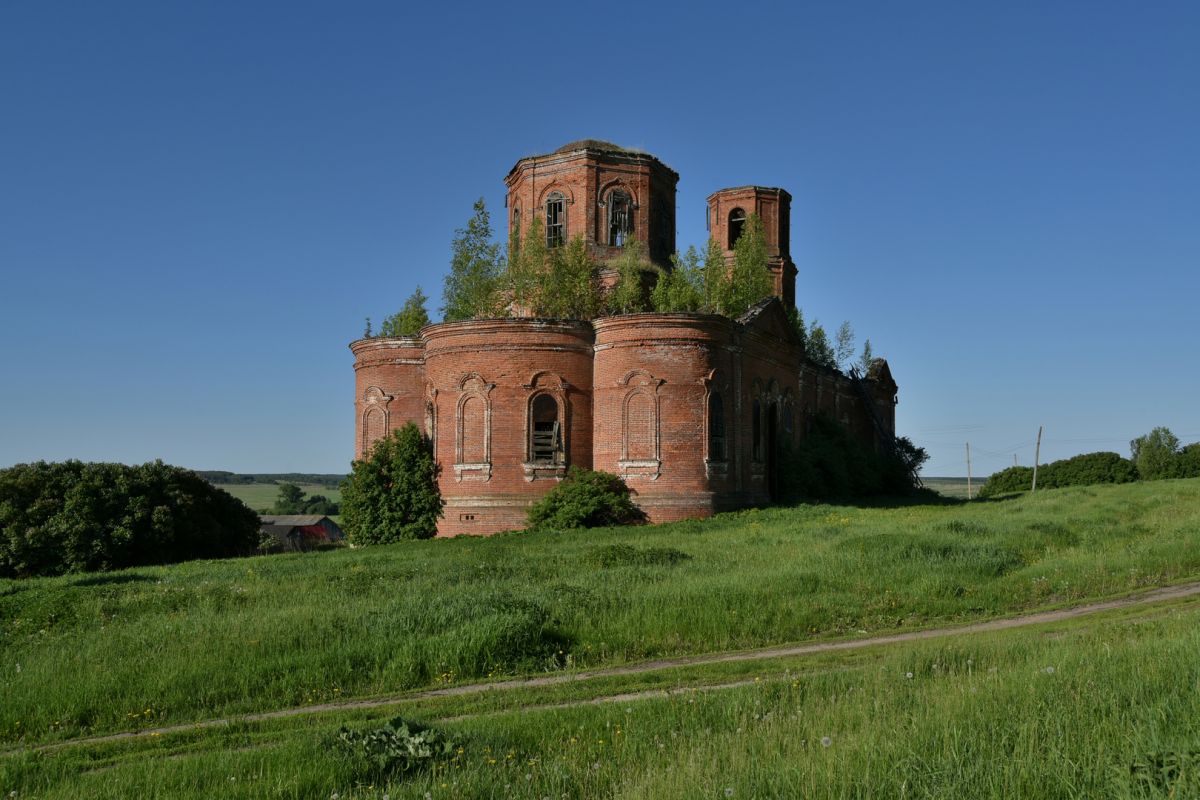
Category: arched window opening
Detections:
[
  {"x1": 728, "y1": 207, "x2": 747, "y2": 249},
  {"x1": 708, "y1": 393, "x2": 726, "y2": 461},
  {"x1": 546, "y1": 192, "x2": 565, "y2": 248},
  {"x1": 460, "y1": 395, "x2": 487, "y2": 464},
  {"x1": 607, "y1": 190, "x2": 633, "y2": 246},
  {"x1": 530, "y1": 394, "x2": 562, "y2": 463},
  {"x1": 363, "y1": 407, "x2": 385, "y2": 456},
  {"x1": 512, "y1": 207, "x2": 521, "y2": 242},
  {"x1": 625, "y1": 392, "x2": 655, "y2": 461},
  {"x1": 752, "y1": 398, "x2": 763, "y2": 461}
]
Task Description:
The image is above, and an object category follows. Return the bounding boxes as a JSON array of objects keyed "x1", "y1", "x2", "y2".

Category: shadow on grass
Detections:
[
  {"x1": 68, "y1": 573, "x2": 157, "y2": 588},
  {"x1": 774, "y1": 487, "x2": 1025, "y2": 511}
]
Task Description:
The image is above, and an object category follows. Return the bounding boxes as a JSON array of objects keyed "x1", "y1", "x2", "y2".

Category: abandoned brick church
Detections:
[{"x1": 351, "y1": 140, "x2": 899, "y2": 536}]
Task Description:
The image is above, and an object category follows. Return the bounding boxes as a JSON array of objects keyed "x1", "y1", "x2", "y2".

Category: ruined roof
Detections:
[
  {"x1": 554, "y1": 138, "x2": 632, "y2": 154},
  {"x1": 507, "y1": 139, "x2": 678, "y2": 180},
  {"x1": 707, "y1": 185, "x2": 792, "y2": 200},
  {"x1": 259, "y1": 515, "x2": 331, "y2": 526}
]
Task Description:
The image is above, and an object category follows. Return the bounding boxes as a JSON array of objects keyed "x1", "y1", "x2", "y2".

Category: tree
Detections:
[
  {"x1": 381, "y1": 288, "x2": 431, "y2": 337},
  {"x1": 340, "y1": 423, "x2": 443, "y2": 544},
  {"x1": 834, "y1": 321, "x2": 855, "y2": 370},
  {"x1": 857, "y1": 339, "x2": 875, "y2": 374},
  {"x1": 542, "y1": 235, "x2": 601, "y2": 319},
  {"x1": 606, "y1": 239, "x2": 652, "y2": 314},
  {"x1": 272, "y1": 482, "x2": 306, "y2": 514},
  {"x1": 702, "y1": 237, "x2": 730, "y2": 314},
  {"x1": 807, "y1": 321, "x2": 837, "y2": 369},
  {"x1": 442, "y1": 198, "x2": 503, "y2": 321},
  {"x1": 1130, "y1": 426, "x2": 1182, "y2": 480},
  {"x1": 652, "y1": 246, "x2": 705, "y2": 312},
  {"x1": 505, "y1": 214, "x2": 546, "y2": 315},
  {"x1": 0, "y1": 461, "x2": 259, "y2": 577},
  {"x1": 726, "y1": 213, "x2": 774, "y2": 316},
  {"x1": 787, "y1": 306, "x2": 808, "y2": 351}
]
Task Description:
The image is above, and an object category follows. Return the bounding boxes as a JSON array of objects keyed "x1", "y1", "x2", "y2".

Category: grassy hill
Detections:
[
  {"x1": 3, "y1": 479, "x2": 1200, "y2": 797},
  {"x1": 215, "y1": 482, "x2": 342, "y2": 513}
]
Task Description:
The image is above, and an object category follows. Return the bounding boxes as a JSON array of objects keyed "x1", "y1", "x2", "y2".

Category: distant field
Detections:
[
  {"x1": 215, "y1": 483, "x2": 341, "y2": 512},
  {"x1": 921, "y1": 476, "x2": 979, "y2": 499}
]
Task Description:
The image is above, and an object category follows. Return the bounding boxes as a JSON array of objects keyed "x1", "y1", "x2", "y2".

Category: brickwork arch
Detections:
[
  {"x1": 618, "y1": 369, "x2": 664, "y2": 480},
  {"x1": 454, "y1": 373, "x2": 494, "y2": 482}
]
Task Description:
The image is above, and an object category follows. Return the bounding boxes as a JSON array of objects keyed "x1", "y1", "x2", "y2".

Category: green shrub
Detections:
[
  {"x1": 527, "y1": 468, "x2": 646, "y2": 530},
  {"x1": 978, "y1": 451, "x2": 1137, "y2": 498},
  {"x1": 0, "y1": 460, "x2": 260, "y2": 577},
  {"x1": 335, "y1": 717, "x2": 455, "y2": 780},
  {"x1": 777, "y1": 415, "x2": 926, "y2": 502},
  {"x1": 341, "y1": 423, "x2": 443, "y2": 544}
]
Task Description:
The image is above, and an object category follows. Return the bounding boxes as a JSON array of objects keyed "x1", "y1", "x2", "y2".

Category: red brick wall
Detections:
[
  {"x1": 707, "y1": 186, "x2": 798, "y2": 308},
  {"x1": 350, "y1": 337, "x2": 427, "y2": 460},
  {"x1": 505, "y1": 146, "x2": 679, "y2": 269},
  {"x1": 423, "y1": 319, "x2": 595, "y2": 536}
]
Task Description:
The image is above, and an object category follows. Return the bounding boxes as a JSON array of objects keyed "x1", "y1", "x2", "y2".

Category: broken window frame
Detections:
[
  {"x1": 728, "y1": 207, "x2": 747, "y2": 249},
  {"x1": 708, "y1": 392, "x2": 726, "y2": 461},
  {"x1": 607, "y1": 190, "x2": 633, "y2": 247},
  {"x1": 545, "y1": 192, "x2": 565, "y2": 248},
  {"x1": 529, "y1": 393, "x2": 563, "y2": 463}
]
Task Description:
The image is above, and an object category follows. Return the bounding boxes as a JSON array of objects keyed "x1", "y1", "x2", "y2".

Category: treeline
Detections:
[
  {"x1": 197, "y1": 471, "x2": 346, "y2": 488},
  {"x1": 978, "y1": 427, "x2": 1200, "y2": 498},
  {"x1": 0, "y1": 461, "x2": 260, "y2": 578}
]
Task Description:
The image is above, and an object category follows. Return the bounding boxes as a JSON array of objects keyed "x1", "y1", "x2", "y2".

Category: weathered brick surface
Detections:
[
  {"x1": 350, "y1": 337, "x2": 427, "y2": 459},
  {"x1": 423, "y1": 319, "x2": 595, "y2": 536},
  {"x1": 505, "y1": 143, "x2": 679, "y2": 270},
  {"x1": 708, "y1": 186, "x2": 798, "y2": 308},
  {"x1": 349, "y1": 143, "x2": 899, "y2": 537}
]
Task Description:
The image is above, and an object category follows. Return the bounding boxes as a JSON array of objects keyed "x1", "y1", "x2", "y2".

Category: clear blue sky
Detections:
[{"x1": 2, "y1": 1, "x2": 1197, "y2": 477}]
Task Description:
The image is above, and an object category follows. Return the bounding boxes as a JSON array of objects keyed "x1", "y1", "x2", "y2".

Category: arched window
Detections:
[
  {"x1": 607, "y1": 190, "x2": 633, "y2": 246},
  {"x1": 529, "y1": 394, "x2": 562, "y2": 463},
  {"x1": 752, "y1": 398, "x2": 763, "y2": 461},
  {"x1": 511, "y1": 207, "x2": 521, "y2": 242},
  {"x1": 728, "y1": 207, "x2": 746, "y2": 249},
  {"x1": 545, "y1": 192, "x2": 565, "y2": 248},
  {"x1": 363, "y1": 407, "x2": 385, "y2": 456},
  {"x1": 460, "y1": 395, "x2": 487, "y2": 464},
  {"x1": 708, "y1": 392, "x2": 726, "y2": 461},
  {"x1": 625, "y1": 391, "x2": 656, "y2": 461}
]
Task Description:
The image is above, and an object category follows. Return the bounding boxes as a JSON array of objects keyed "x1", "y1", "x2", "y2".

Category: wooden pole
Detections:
[
  {"x1": 1014, "y1": 454, "x2": 1018, "y2": 467},
  {"x1": 1032, "y1": 425, "x2": 1043, "y2": 492},
  {"x1": 966, "y1": 442, "x2": 973, "y2": 500}
]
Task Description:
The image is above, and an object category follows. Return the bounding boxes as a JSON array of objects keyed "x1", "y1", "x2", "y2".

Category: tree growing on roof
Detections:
[
  {"x1": 442, "y1": 198, "x2": 503, "y2": 321},
  {"x1": 381, "y1": 288, "x2": 431, "y2": 337}
]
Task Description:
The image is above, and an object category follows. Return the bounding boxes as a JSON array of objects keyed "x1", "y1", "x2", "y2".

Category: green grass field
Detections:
[
  {"x1": 216, "y1": 483, "x2": 342, "y2": 513},
  {"x1": 3, "y1": 479, "x2": 1199, "y2": 797},
  {"x1": 920, "y1": 476, "x2": 976, "y2": 499}
]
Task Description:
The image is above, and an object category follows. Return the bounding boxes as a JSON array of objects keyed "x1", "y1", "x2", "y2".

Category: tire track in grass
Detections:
[{"x1": 10, "y1": 580, "x2": 1200, "y2": 754}]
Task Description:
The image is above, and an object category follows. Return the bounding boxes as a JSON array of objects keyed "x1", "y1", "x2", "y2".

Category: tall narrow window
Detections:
[
  {"x1": 708, "y1": 392, "x2": 726, "y2": 461},
  {"x1": 728, "y1": 207, "x2": 746, "y2": 249},
  {"x1": 460, "y1": 395, "x2": 487, "y2": 464},
  {"x1": 530, "y1": 394, "x2": 562, "y2": 463},
  {"x1": 607, "y1": 190, "x2": 632, "y2": 246},
  {"x1": 546, "y1": 192, "x2": 565, "y2": 248},
  {"x1": 752, "y1": 398, "x2": 763, "y2": 461},
  {"x1": 511, "y1": 207, "x2": 521, "y2": 242},
  {"x1": 625, "y1": 391, "x2": 655, "y2": 461}
]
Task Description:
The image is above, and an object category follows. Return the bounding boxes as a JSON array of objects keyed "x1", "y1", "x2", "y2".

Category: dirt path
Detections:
[{"x1": 15, "y1": 580, "x2": 1200, "y2": 754}]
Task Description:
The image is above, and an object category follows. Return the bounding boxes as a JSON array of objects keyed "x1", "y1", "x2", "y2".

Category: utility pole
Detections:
[
  {"x1": 1032, "y1": 425, "x2": 1043, "y2": 492},
  {"x1": 966, "y1": 442, "x2": 973, "y2": 500},
  {"x1": 1014, "y1": 454, "x2": 1018, "y2": 467}
]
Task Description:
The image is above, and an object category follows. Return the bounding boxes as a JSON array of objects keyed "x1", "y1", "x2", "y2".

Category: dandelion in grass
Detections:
[
  {"x1": 821, "y1": 736, "x2": 833, "y2": 748},
  {"x1": 1043, "y1": 666, "x2": 1056, "y2": 674},
  {"x1": 724, "y1": 789, "x2": 735, "y2": 798},
  {"x1": 905, "y1": 672, "x2": 914, "y2": 679}
]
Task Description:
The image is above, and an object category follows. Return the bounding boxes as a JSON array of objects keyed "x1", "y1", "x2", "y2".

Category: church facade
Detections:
[{"x1": 351, "y1": 140, "x2": 898, "y2": 536}]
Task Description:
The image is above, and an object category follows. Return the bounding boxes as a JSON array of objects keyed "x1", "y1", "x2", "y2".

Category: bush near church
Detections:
[
  {"x1": 340, "y1": 423, "x2": 443, "y2": 544},
  {"x1": 776, "y1": 414, "x2": 928, "y2": 502},
  {"x1": 0, "y1": 460, "x2": 260, "y2": 578},
  {"x1": 526, "y1": 468, "x2": 646, "y2": 531}
]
